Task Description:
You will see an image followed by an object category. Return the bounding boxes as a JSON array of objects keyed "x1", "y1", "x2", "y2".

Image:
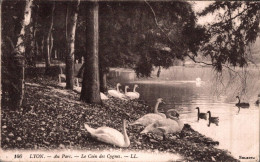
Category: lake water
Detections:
[{"x1": 109, "y1": 66, "x2": 260, "y2": 160}]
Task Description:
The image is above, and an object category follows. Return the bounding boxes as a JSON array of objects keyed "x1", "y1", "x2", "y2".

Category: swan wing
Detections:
[
  {"x1": 85, "y1": 125, "x2": 126, "y2": 147},
  {"x1": 158, "y1": 113, "x2": 166, "y2": 118},
  {"x1": 156, "y1": 118, "x2": 183, "y2": 133},
  {"x1": 100, "y1": 92, "x2": 109, "y2": 100},
  {"x1": 74, "y1": 86, "x2": 82, "y2": 93},
  {"x1": 108, "y1": 90, "x2": 128, "y2": 100},
  {"x1": 108, "y1": 90, "x2": 118, "y2": 97},
  {"x1": 134, "y1": 92, "x2": 140, "y2": 98},
  {"x1": 130, "y1": 114, "x2": 165, "y2": 126},
  {"x1": 177, "y1": 120, "x2": 184, "y2": 131},
  {"x1": 141, "y1": 122, "x2": 166, "y2": 135},
  {"x1": 58, "y1": 83, "x2": 66, "y2": 88},
  {"x1": 141, "y1": 118, "x2": 184, "y2": 135},
  {"x1": 125, "y1": 92, "x2": 138, "y2": 100},
  {"x1": 95, "y1": 128, "x2": 125, "y2": 147},
  {"x1": 95, "y1": 133, "x2": 125, "y2": 147}
]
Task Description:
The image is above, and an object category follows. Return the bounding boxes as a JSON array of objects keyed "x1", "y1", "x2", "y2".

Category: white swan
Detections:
[
  {"x1": 59, "y1": 66, "x2": 66, "y2": 80},
  {"x1": 84, "y1": 119, "x2": 130, "y2": 148},
  {"x1": 74, "y1": 78, "x2": 109, "y2": 100},
  {"x1": 58, "y1": 74, "x2": 66, "y2": 88},
  {"x1": 130, "y1": 98, "x2": 166, "y2": 126},
  {"x1": 140, "y1": 116, "x2": 184, "y2": 136},
  {"x1": 74, "y1": 78, "x2": 82, "y2": 93},
  {"x1": 100, "y1": 92, "x2": 109, "y2": 100},
  {"x1": 125, "y1": 85, "x2": 140, "y2": 100},
  {"x1": 195, "y1": 77, "x2": 202, "y2": 87},
  {"x1": 196, "y1": 77, "x2": 201, "y2": 82},
  {"x1": 108, "y1": 83, "x2": 127, "y2": 100},
  {"x1": 133, "y1": 84, "x2": 140, "y2": 98}
]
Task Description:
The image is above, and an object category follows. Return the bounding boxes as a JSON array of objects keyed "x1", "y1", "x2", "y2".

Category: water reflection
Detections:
[
  {"x1": 109, "y1": 66, "x2": 260, "y2": 159},
  {"x1": 126, "y1": 80, "x2": 259, "y2": 159}
]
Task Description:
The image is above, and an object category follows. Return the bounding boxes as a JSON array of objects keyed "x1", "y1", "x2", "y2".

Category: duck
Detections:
[
  {"x1": 195, "y1": 107, "x2": 207, "y2": 121},
  {"x1": 74, "y1": 78, "x2": 109, "y2": 100},
  {"x1": 125, "y1": 85, "x2": 140, "y2": 100},
  {"x1": 140, "y1": 115, "x2": 184, "y2": 140},
  {"x1": 207, "y1": 111, "x2": 219, "y2": 126},
  {"x1": 84, "y1": 119, "x2": 130, "y2": 148},
  {"x1": 235, "y1": 96, "x2": 250, "y2": 108},
  {"x1": 108, "y1": 83, "x2": 127, "y2": 100},
  {"x1": 130, "y1": 98, "x2": 166, "y2": 126}
]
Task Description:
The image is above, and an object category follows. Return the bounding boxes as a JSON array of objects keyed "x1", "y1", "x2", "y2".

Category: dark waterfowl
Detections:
[
  {"x1": 235, "y1": 96, "x2": 250, "y2": 108},
  {"x1": 195, "y1": 107, "x2": 207, "y2": 121},
  {"x1": 207, "y1": 111, "x2": 219, "y2": 126},
  {"x1": 255, "y1": 94, "x2": 260, "y2": 106}
]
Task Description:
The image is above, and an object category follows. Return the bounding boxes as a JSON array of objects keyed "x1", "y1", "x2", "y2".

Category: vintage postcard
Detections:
[{"x1": 1, "y1": 0, "x2": 259, "y2": 161}]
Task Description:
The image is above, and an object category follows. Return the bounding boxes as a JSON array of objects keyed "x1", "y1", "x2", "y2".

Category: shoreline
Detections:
[{"x1": 1, "y1": 76, "x2": 238, "y2": 161}]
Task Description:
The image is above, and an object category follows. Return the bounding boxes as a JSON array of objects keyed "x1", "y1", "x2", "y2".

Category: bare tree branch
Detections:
[{"x1": 144, "y1": 0, "x2": 179, "y2": 49}]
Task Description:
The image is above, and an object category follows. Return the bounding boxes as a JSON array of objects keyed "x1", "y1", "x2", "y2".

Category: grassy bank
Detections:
[{"x1": 1, "y1": 76, "x2": 238, "y2": 161}]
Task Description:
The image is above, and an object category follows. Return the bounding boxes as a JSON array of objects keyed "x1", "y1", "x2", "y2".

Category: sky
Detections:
[{"x1": 191, "y1": 1, "x2": 215, "y2": 25}]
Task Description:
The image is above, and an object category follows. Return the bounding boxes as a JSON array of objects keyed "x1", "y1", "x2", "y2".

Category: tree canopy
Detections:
[
  {"x1": 98, "y1": 1, "x2": 208, "y2": 77},
  {"x1": 196, "y1": 1, "x2": 260, "y2": 71}
]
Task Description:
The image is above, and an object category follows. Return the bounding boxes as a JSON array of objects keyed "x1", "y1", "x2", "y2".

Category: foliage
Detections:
[
  {"x1": 198, "y1": 1, "x2": 260, "y2": 71},
  {"x1": 98, "y1": 1, "x2": 207, "y2": 77}
]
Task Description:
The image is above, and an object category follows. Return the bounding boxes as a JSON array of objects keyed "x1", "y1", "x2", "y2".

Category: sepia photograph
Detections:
[{"x1": 1, "y1": 0, "x2": 259, "y2": 161}]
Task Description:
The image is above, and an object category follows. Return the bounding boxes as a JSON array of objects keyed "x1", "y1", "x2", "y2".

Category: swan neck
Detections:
[
  {"x1": 197, "y1": 108, "x2": 200, "y2": 114},
  {"x1": 208, "y1": 112, "x2": 211, "y2": 118},
  {"x1": 122, "y1": 121, "x2": 130, "y2": 147},
  {"x1": 125, "y1": 87, "x2": 128, "y2": 93},
  {"x1": 154, "y1": 101, "x2": 160, "y2": 113},
  {"x1": 116, "y1": 84, "x2": 120, "y2": 92},
  {"x1": 237, "y1": 97, "x2": 240, "y2": 104},
  {"x1": 133, "y1": 86, "x2": 136, "y2": 92},
  {"x1": 58, "y1": 75, "x2": 61, "y2": 83}
]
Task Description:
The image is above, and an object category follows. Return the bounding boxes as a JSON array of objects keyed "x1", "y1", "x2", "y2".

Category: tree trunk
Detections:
[
  {"x1": 49, "y1": 33, "x2": 53, "y2": 60},
  {"x1": 9, "y1": 0, "x2": 33, "y2": 110},
  {"x1": 100, "y1": 71, "x2": 107, "y2": 93},
  {"x1": 31, "y1": 2, "x2": 38, "y2": 67},
  {"x1": 41, "y1": 36, "x2": 44, "y2": 60},
  {"x1": 44, "y1": 36, "x2": 51, "y2": 68},
  {"x1": 80, "y1": 1, "x2": 101, "y2": 104},
  {"x1": 44, "y1": 2, "x2": 55, "y2": 69},
  {"x1": 65, "y1": 0, "x2": 80, "y2": 89}
]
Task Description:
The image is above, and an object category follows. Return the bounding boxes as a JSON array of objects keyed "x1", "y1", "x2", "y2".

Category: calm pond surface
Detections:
[{"x1": 110, "y1": 66, "x2": 260, "y2": 160}]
